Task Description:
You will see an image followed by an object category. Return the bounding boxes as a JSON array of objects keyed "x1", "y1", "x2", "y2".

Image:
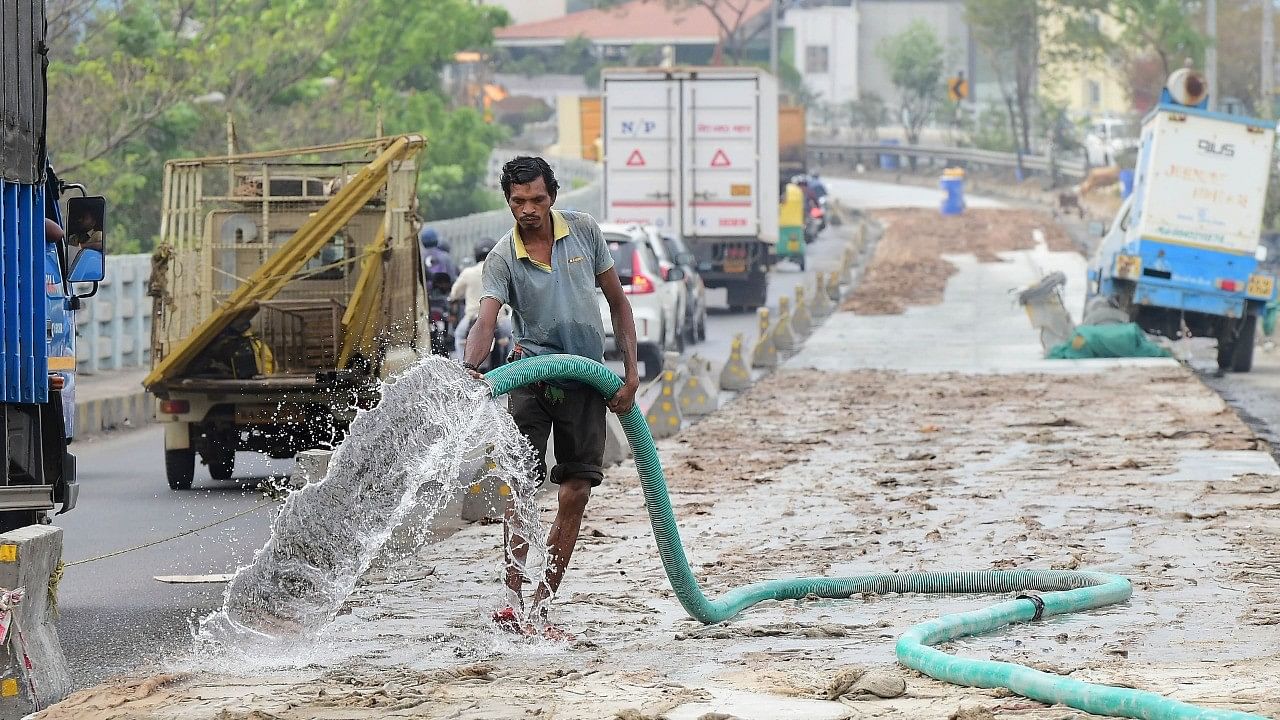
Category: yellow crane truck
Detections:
[{"x1": 143, "y1": 135, "x2": 427, "y2": 489}]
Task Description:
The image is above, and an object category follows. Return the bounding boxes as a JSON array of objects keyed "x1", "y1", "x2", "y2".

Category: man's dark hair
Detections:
[{"x1": 500, "y1": 156, "x2": 559, "y2": 199}]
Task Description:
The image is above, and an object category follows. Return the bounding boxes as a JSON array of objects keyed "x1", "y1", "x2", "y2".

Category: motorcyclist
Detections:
[
  {"x1": 792, "y1": 175, "x2": 818, "y2": 215},
  {"x1": 450, "y1": 239, "x2": 513, "y2": 362},
  {"x1": 419, "y1": 227, "x2": 458, "y2": 282},
  {"x1": 808, "y1": 172, "x2": 829, "y2": 201}
]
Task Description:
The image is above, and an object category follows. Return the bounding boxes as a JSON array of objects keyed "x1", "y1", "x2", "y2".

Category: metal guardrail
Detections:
[
  {"x1": 808, "y1": 142, "x2": 1088, "y2": 182},
  {"x1": 75, "y1": 254, "x2": 153, "y2": 372}
]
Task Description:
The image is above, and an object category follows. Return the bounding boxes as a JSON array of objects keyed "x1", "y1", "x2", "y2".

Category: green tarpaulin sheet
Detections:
[{"x1": 1047, "y1": 323, "x2": 1172, "y2": 360}]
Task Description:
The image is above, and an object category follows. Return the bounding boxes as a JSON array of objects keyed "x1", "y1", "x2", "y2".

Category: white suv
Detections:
[{"x1": 597, "y1": 223, "x2": 684, "y2": 379}]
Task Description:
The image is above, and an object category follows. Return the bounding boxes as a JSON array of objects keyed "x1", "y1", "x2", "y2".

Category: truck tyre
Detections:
[
  {"x1": 204, "y1": 446, "x2": 236, "y2": 481},
  {"x1": 203, "y1": 429, "x2": 238, "y2": 480},
  {"x1": 1216, "y1": 339, "x2": 1233, "y2": 372},
  {"x1": 166, "y1": 449, "x2": 195, "y2": 490},
  {"x1": 1233, "y1": 317, "x2": 1258, "y2": 373}
]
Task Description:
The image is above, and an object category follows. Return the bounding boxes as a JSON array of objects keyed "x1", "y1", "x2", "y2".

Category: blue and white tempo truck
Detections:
[
  {"x1": 2, "y1": 0, "x2": 107, "y2": 532},
  {"x1": 1089, "y1": 69, "x2": 1278, "y2": 372}
]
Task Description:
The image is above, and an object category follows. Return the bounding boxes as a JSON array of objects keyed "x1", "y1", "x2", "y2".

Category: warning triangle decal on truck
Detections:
[
  {"x1": 710, "y1": 149, "x2": 731, "y2": 167},
  {"x1": 626, "y1": 149, "x2": 646, "y2": 167}
]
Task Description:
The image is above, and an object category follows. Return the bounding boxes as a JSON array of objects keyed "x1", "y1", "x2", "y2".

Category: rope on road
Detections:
[{"x1": 64, "y1": 499, "x2": 277, "y2": 568}]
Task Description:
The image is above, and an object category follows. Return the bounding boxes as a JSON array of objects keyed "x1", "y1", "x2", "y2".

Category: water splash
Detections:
[{"x1": 196, "y1": 356, "x2": 547, "y2": 645}]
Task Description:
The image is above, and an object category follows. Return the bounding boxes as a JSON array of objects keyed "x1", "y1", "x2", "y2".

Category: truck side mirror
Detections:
[
  {"x1": 667, "y1": 267, "x2": 685, "y2": 281},
  {"x1": 66, "y1": 196, "x2": 107, "y2": 284}
]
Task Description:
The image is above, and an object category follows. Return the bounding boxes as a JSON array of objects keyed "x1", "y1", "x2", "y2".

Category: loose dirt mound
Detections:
[{"x1": 843, "y1": 208, "x2": 1076, "y2": 315}]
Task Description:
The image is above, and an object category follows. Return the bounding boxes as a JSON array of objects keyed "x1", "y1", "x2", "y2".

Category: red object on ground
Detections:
[
  {"x1": 538, "y1": 622, "x2": 575, "y2": 643},
  {"x1": 492, "y1": 607, "x2": 524, "y2": 634}
]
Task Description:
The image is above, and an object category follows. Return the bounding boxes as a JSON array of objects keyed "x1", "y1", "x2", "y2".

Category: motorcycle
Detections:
[
  {"x1": 427, "y1": 271, "x2": 454, "y2": 356},
  {"x1": 805, "y1": 202, "x2": 826, "y2": 243},
  {"x1": 450, "y1": 298, "x2": 513, "y2": 370}
]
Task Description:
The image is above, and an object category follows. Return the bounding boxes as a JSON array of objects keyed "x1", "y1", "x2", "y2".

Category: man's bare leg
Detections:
[
  {"x1": 503, "y1": 500, "x2": 530, "y2": 608},
  {"x1": 530, "y1": 478, "x2": 592, "y2": 614}
]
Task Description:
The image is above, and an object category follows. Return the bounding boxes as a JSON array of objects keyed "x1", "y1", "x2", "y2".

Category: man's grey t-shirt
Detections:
[{"x1": 481, "y1": 209, "x2": 614, "y2": 362}]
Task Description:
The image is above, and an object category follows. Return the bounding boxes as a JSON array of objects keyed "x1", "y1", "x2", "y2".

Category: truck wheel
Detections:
[
  {"x1": 204, "y1": 447, "x2": 236, "y2": 481},
  {"x1": 1216, "y1": 339, "x2": 1233, "y2": 372},
  {"x1": 203, "y1": 429, "x2": 238, "y2": 480},
  {"x1": 1233, "y1": 317, "x2": 1258, "y2": 373},
  {"x1": 166, "y1": 449, "x2": 195, "y2": 490}
]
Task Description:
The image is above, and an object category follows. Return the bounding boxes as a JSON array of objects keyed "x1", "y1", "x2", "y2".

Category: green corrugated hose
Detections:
[{"x1": 484, "y1": 355, "x2": 1267, "y2": 720}]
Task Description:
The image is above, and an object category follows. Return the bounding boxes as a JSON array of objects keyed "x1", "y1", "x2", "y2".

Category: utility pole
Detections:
[
  {"x1": 1264, "y1": 0, "x2": 1275, "y2": 118},
  {"x1": 769, "y1": 0, "x2": 779, "y2": 77},
  {"x1": 1205, "y1": 0, "x2": 1217, "y2": 111}
]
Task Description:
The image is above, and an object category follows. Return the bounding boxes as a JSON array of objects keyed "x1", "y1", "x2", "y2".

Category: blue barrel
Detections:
[
  {"x1": 940, "y1": 172, "x2": 965, "y2": 216},
  {"x1": 879, "y1": 139, "x2": 901, "y2": 170},
  {"x1": 1119, "y1": 169, "x2": 1135, "y2": 199}
]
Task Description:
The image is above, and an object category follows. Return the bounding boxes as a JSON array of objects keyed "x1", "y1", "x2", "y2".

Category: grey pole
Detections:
[
  {"x1": 1205, "y1": 0, "x2": 1217, "y2": 111},
  {"x1": 769, "y1": 0, "x2": 779, "y2": 76},
  {"x1": 1264, "y1": 0, "x2": 1275, "y2": 118}
]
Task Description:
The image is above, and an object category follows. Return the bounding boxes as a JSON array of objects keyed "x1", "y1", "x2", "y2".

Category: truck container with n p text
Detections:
[{"x1": 602, "y1": 67, "x2": 779, "y2": 311}]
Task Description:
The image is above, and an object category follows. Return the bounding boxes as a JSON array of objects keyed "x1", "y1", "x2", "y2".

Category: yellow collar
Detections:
[{"x1": 513, "y1": 210, "x2": 569, "y2": 272}]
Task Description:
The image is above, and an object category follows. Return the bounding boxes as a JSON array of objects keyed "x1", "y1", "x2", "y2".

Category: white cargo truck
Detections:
[
  {"x1": 602, "y1": 67, "x2": 779, "y2": 311},
  {"x1": 1089, "y1": 69, "x2": 1278, "y2": 372}
]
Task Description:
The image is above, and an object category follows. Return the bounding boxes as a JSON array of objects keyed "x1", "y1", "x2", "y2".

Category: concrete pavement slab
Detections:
[{"x1": 795, "y1": 241, "x2": 1179, "y2": 375}]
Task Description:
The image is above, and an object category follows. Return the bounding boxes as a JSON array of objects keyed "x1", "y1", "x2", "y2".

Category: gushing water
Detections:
[{"x1": 196, "y1": 356, "x2": 547, "y2": 645}]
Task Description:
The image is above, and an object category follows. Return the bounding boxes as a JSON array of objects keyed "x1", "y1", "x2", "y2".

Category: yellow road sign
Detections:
[{"x1": 948, "y1": 76, "x2": 969, "y2": 102}]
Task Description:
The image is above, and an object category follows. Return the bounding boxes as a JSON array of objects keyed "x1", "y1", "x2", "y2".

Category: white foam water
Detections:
[{"x1": 195, "y1": 356, "x2": 548, "y2": 647}]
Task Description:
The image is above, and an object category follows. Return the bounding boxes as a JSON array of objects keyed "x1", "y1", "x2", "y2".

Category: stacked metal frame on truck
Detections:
[{"x1": 144, "y1": 135, "x2": 426, "y2": 489}]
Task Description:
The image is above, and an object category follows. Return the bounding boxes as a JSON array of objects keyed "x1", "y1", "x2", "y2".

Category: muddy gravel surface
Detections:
[
  {"x1": 843, "y1": 209, "x2": 1077, "y2": 315},
  {"x1": 36, "y1": 365, "x2": 1280, "y2": 719}
]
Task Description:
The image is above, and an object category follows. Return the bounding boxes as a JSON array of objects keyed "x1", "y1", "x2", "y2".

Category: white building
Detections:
[
  {"x1": 479, "y1": 0, "x2": 568, "y2": 26},
  {"x1": 784, "y1": 3, "x2": 860, "y2": 106}
]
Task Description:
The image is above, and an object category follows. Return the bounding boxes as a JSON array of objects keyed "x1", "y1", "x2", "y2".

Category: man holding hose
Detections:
[{"x1": 463, "y1": 155, "x2": 640, "y2": 639}]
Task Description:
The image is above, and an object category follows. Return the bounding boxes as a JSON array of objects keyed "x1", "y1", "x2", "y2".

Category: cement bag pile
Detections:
[{"x1": 1047, "y1": 323, "x2": 1171, "y2": 360}]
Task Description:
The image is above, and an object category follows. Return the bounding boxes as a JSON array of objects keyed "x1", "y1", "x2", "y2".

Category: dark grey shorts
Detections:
[{"x1": 508, "y1": 383, "x2": 606, "y2": 486}]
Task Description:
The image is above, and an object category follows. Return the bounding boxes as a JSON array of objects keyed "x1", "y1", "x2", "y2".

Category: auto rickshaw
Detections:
[{"x1": 777, "y1": 181, "x2": 807, "y2": 270}]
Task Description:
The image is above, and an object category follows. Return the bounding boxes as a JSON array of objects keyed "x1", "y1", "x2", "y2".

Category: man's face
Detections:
[{"x1": 507, "y1": 177, "x2": 554, "y2": 234}]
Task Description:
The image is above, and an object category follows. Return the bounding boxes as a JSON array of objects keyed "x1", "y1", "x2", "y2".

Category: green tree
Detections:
[
  {"x1": 844, "y1": 94, "x2": 886, "y2": 142},
  {"x1": 876, "y1": 20, "x2": 945, "y2": 146},
  {"x1": 44, "y1": 0, "x2": 511, "y2": 249},
  {"x1": 593, "y1": 0, "x2": 770, "y2": 64},
  {"x1": 1046, "y1": 0, "x2": 1207, "y2": 106},
  {"x1": 965, "y1": 0, "x2": 1038, "y2": 161},
  {"x1": 1202, "y1": 0, "x2": 1271, "y2": 114}
]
